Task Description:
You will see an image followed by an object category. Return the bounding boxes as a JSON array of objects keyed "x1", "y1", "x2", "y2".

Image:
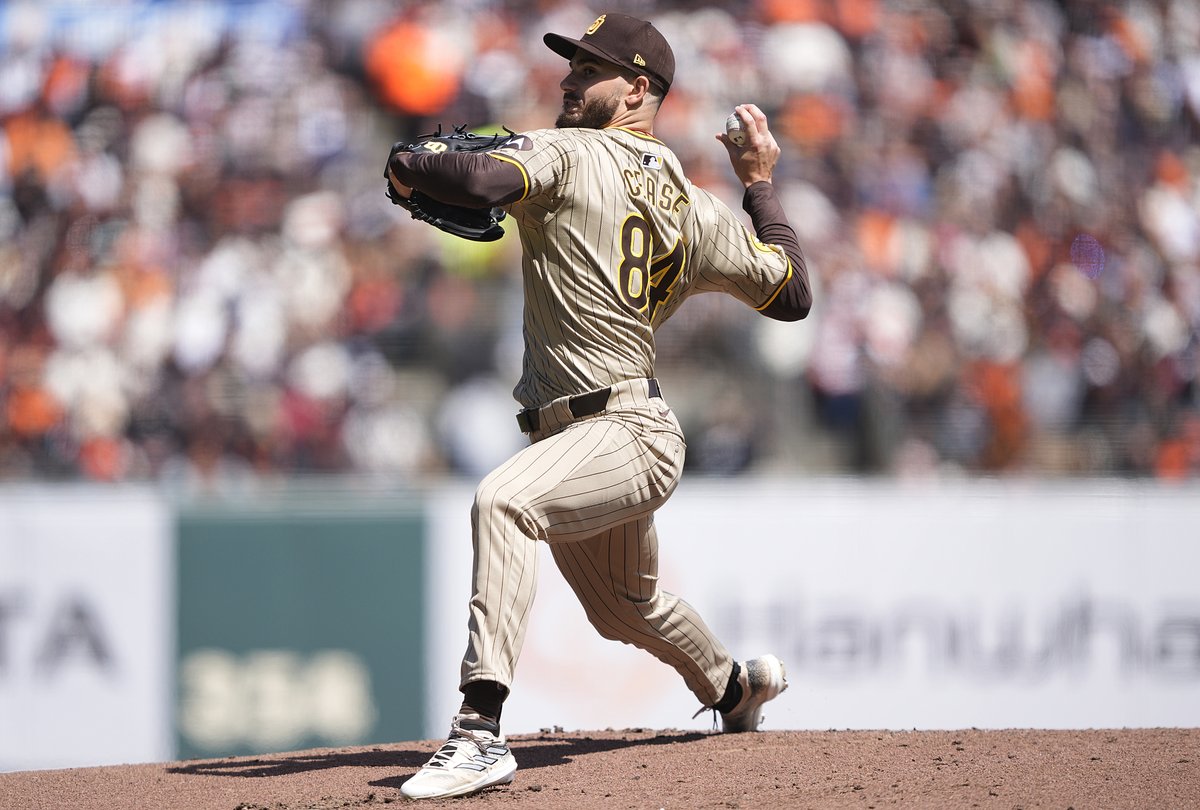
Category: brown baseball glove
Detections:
[{"x1": 385, "y1": 125, "x2": 518, "y2": 243}]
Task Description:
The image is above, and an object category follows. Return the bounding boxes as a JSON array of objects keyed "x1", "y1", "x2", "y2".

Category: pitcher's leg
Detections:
[
  {"x1": 461, "y1": 415, "x2": 681, "y2": 690},
  {"x1": 459, "y1": 482, "x2": 540, "y2": 691},
  {"x1": 550, "y1": 517, "x2": 735, "y2": 705}
]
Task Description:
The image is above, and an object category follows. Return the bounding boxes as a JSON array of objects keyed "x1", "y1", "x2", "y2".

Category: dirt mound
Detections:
[{"x1": 3, "y1": 728, "x2": 1197, "y2": 809}]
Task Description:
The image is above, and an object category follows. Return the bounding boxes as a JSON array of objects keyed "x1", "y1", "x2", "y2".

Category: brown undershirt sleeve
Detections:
[
  {"x1": 742, "y1": 181, "x2": 813, "y2": 321},
  {"x1": 389, "y1": 152, "x2": 527, "y2": 208}
]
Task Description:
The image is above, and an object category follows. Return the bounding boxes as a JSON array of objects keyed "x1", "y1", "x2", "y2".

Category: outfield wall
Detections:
[{"x1": 2, "y1": 479, "x2": 1197, "y2": 771}]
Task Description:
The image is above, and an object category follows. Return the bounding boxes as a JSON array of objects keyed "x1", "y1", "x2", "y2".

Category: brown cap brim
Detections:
[{"x1": 543, "y1": 33, "x2": 586, "y2": 62}]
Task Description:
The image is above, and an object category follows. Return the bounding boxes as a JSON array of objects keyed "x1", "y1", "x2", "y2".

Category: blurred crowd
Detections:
[{"x1": 1, "y1": 0, "x2": 1198, "y2": 487}]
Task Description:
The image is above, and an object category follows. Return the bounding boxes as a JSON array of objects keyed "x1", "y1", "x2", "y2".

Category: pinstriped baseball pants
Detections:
[{"x1": 460, "y1": 381, "x2": 736, "y2": 706}]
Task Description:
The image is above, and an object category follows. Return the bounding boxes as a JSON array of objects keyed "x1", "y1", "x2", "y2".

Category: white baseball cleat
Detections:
[
  {"x1": 400, "y1": 714, "x2": 517, "y2": 800},
  {"x1": 720, "y1": 654, "x2": 788, "y2": 733}
]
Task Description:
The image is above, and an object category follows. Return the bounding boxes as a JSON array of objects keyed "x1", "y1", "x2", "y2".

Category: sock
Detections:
[
  {"x1": 459, "y1": 680, "x2": 508, "y2": 729},
  {"x1": 713, "y1": 661, "x2": 743, "y2": 714}
]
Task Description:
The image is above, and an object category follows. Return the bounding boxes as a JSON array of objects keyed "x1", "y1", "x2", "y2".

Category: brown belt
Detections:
[{"x1": 516, "y1": 378, "x2": 661, "y2": 434}]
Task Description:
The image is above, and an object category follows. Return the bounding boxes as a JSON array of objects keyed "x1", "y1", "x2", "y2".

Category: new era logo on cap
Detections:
[{"x1": 544, "y1": 12, "x2": 675, "y2": 93}]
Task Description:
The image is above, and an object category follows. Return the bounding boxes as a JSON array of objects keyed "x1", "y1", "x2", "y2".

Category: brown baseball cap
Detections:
[{"x1": 544, "y1": 13, "x2": 675, "y2": 94}]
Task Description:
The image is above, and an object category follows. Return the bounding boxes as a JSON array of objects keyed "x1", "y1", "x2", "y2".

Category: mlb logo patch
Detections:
[{"x1": 641, "y1": 153, "x2": 662, "y2": 170}]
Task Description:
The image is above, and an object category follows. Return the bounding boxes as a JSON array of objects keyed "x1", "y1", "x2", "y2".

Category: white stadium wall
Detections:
[{"x1": 2, "y1": 478, "x2": 1197, "y2": 772}]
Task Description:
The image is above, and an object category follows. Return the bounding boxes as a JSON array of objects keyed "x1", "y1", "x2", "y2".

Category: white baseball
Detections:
[{"x1": 725, "y1": 112, "x2": 746, "y2": 146}]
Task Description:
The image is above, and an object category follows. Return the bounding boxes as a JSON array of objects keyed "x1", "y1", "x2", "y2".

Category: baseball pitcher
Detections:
[{"x1": 385, "y1": 12, "x2": 812, "y2": 800}]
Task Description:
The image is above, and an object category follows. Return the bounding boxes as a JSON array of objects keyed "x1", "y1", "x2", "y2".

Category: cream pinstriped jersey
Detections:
[{"x1": 491, "y1": 126, "x2": 794, "y2": 408}]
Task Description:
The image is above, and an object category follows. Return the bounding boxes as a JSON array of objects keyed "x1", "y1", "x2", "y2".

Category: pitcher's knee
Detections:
[
  {"x1": 585, "y1": 609, "x2": 634, "y2": 643},
  {"x1": 581, "y1": 592, "x2": 660, "y2": 644},
  {"x1": 473, "y1": 476, "x2": 541, "y2": 541}
]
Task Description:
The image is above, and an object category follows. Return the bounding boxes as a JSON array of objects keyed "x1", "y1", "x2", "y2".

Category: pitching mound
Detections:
[{"x1": 3, "y1": 728, "x2": 1196, "y2": 809}]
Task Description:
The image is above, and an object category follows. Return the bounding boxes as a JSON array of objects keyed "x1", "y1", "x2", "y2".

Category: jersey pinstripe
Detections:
[{"x1": 491, "y1": 127, "x2": 794, "y2": 408}]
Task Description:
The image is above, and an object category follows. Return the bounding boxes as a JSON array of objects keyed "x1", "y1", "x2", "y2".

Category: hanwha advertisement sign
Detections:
[{"x1": 426, "y1": 479, "x2": 1200, "y2": 736}]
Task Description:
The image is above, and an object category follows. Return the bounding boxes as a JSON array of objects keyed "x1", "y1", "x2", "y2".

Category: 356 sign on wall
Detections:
[{"x1": 174, "y1": 498, "x2": 427, "y2": 760}]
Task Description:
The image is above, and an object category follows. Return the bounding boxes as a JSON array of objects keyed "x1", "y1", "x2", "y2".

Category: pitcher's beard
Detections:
[{"x1": 556, "y1": 94, "x2": 621, "y2": 129}]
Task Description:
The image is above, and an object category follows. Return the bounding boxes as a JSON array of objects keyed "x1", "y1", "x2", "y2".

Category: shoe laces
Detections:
[
  {"x1": 428, "y1": 723, "x2": 494, "y2": 767},
  {"x1": 457, "y1": 721, "x2": 501, "y2": 751},
  {"x1": 691, "y1": 705, "x2": 720, "y2": 731}
]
